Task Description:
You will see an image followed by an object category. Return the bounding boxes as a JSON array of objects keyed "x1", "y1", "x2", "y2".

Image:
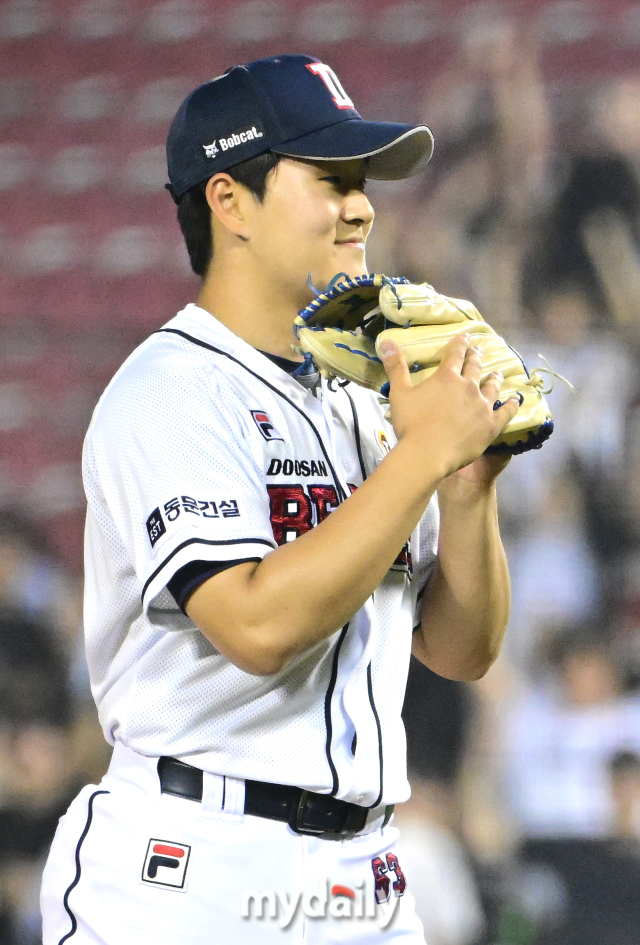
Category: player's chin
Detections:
[
  {"x1": 331, "y1": 243, "x2": 367, "y2": 279},
  {"x1": 308, "y1": 250, "x2": 367, "y2": 294}
]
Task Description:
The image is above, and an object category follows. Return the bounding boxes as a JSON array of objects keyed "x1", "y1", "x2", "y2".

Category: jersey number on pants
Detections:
[
  {"x1": 267, "y1": 484, "x2": 339, "y2": 544},
  {"x1": 371, "y1": 853, "x2": 407, "y2": 904}
]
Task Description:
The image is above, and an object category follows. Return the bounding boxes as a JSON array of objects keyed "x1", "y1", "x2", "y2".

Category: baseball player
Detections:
[{"x1": 41, "y1": 55, "x2": 519, "y2": 943}]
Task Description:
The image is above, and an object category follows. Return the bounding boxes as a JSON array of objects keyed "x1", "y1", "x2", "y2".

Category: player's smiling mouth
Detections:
[{"x1": 335, "y1": 238, "x2": 365, "y2": 247}]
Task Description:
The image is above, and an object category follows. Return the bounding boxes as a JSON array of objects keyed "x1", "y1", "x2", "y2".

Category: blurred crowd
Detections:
[
  {"x1": 389, "y1": 21, "x2": 640, "y2": 945},
  {"x1": 0, "y1": 509, "x2": 111, "y2": 942},
  {"x1": 2, "y1": 2, "x2": 640, "y2": 943}
]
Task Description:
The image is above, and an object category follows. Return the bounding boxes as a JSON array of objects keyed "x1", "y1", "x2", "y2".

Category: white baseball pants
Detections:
[{"x1": 41, "y1": 742, "x2": 426, "y2": 943}]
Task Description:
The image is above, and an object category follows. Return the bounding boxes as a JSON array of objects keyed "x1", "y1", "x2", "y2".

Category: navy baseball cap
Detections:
[{"x1": 166, "y1": 54, "x2": 434, "y2": 200}]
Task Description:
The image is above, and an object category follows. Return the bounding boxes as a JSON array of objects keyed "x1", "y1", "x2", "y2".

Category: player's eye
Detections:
[{"x1": 320, "y1": 175, "x2": 368, "y2": 193}]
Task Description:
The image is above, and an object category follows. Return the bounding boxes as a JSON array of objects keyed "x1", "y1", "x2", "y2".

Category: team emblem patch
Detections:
[
  {"x1": 251, "y1": 409, "x2": 284, "y2": 442},
  {"x1": 306, "y1": 62, "x2": 354, "y2": 109},
  {"x1": 141, "y1": 839, "x2": 191, "y2": 891},
  {"x1": 377, "y1": 430, "x2": 391, "y2": 454},
  {"x1": 146, "y1": 507, "x2": 166, "y2": 548}
]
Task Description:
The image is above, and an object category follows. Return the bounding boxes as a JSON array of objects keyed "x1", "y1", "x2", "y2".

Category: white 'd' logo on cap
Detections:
[
  {"x1": 306, "y1": 63, "x2": 354, "y2": 109},
  {"x1": 203, "y1": 141, "x2": 219, "y2": 159}
]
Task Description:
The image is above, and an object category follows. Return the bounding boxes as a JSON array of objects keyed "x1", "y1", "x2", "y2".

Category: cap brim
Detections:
[{"x1": 273, "y1": 119, "x2": 434, "y2": 180}]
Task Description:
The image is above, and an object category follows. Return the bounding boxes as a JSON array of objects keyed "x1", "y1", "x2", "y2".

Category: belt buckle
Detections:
[
  {"x1": 290, "y1": 790, "x2": 358, "y2": 842},
  {"x1": 291, "y1": 789, "x2": 328, "y2": 837}
]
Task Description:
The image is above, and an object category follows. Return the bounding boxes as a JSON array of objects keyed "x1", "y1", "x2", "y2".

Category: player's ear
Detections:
[{"x1": 205, "y1": 174, "x2": 250, "y2": 241}]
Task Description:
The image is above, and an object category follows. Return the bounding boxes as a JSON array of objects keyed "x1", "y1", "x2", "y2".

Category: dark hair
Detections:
[{"x1": 176, "y1": 151, "x2": 282, "y2": 278}]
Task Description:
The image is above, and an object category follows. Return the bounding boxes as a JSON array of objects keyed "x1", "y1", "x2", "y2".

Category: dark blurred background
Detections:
[{"x1": 2, "y1": 1, "x2": 640, "y2": 942}]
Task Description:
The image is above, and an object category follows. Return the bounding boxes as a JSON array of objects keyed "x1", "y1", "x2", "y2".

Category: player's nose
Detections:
[{"x1": 342, "y1": 190, "x2": 374, "y2": 229}]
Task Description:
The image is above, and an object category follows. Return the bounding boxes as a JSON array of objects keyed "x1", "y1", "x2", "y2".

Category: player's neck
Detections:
[{"x1": 197, "y1": 260, "x2": 306, "y2": 360}]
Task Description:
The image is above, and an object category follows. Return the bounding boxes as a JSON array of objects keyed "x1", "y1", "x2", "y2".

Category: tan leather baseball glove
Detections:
[{"x1": 294, "y1": 274, "x2": 554, "y2": 455}]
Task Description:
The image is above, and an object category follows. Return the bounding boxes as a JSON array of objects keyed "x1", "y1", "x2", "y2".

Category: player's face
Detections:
[{"x1": 249, "y1": 157, "x2": 374, "y2": 305}]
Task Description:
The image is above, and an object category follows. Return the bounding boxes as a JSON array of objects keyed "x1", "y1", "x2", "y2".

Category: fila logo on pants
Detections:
[{"x1": 141, "y1": 839, "x2": 191, "y2": 891}]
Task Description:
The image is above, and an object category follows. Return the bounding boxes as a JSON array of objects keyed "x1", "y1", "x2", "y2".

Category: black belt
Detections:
[{"x1": 157, "y1": 756, "x2": 393, "y2": 842}]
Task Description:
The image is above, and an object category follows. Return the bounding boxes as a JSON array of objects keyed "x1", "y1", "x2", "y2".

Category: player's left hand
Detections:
[{"x1": 444, "y1": 452, "x2": 511, "y2": 489}]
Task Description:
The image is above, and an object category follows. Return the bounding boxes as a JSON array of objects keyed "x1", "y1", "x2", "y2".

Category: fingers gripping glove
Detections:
[{"x1": 294, "y1": 274, "x2": 554, "y2": 455}]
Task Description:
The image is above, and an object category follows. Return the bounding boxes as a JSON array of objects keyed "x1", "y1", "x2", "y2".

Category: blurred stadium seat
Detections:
[
  {"x1": 118, "y1": 145, "x2": 169, "y2": 192},
  {"x1": 55, "y1": 74, "x2": 121, "y2": 122},
  {"x1": 19, "y1": 224, "x2": 84, "y2": 274},
  {"x1": 0, "y1": 0, "x2": 53, "y2": 40},
  {"x1": 223, "y1": 1, "x2": 289, "y2": 44},
  {"x1": 297, "y1": 2, "x2": 363, "y2": 44},
  {"x1": 45, "y1": 145, "x2": 108, "y2": 193},
  {"x1": 135, "y1": 0, "x2": 202, "y2": 43},
  {"x1": 128, "y1": 76, "x2": 195, "y2": 123},
  {"x1": 374, "y1": 2, "x2": 444, "y2": 44},
  {"x1": 0, "y1": 143, "x2": 34, "y2": 189},
  {"x1": 66, "y1": 0, "x2": 131, "y2": 40}
]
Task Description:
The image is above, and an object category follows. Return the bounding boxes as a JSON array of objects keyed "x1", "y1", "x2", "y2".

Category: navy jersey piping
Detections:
[
  {"x1": 156, "y1": 329, "x2": 347, "y2": 501},
  {"x1": 58, "y1": 789, "x2": 110, "y2": 944},
  {"x1": 366, "y1": 662, "x2": 384, "y2": 808},
  {"x1": 141, "y1": 536, "x2": 274, "y2": 602},
  {"x1": 324, "y1": 624, "x2": 349, "y2": 796},
  {"x1": 343, "y1": 387, "x2": 368, "y2": 482}
]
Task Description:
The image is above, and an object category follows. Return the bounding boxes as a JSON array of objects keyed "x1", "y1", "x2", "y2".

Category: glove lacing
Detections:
[{"x1": 527, "y1": 355, "x2": 575, "y2": 396}]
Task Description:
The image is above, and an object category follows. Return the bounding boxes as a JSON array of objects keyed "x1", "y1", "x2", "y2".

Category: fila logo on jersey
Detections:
[
  {"x1": 203, "y1": 124, "x2": 265, "y2": 160},
  {"x1": 306, "y1": 62, "x2": 354, "y2": 109},
  {"x1": 251, "y1": 409, "x2": 284, "y2": 441},
  {"x1": 141, "y1": 839, "x2": 191, "y2": 890}
]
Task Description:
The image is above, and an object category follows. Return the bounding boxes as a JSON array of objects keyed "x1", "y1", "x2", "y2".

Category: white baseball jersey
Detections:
[{"x1": 82, "y1": 303, "x2": 439, "y2": 808}]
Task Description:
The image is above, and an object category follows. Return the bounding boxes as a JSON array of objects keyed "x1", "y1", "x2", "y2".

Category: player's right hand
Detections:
[{"x1": 379, "y1": 331, "x2": 521, "y2": 478}]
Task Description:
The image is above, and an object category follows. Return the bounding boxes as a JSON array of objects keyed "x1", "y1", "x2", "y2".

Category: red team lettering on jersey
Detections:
[
  {"x1": 267, "y1": 481, "x2": 412, "y2": 573},
  {"x1": 267, "y1": 484, "x2": 339, "y2": 544}
]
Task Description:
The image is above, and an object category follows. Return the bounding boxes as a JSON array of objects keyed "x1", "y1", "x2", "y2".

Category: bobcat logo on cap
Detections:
[{"x1": 203, "y1": 140, "x2": 219, "y2": 159}]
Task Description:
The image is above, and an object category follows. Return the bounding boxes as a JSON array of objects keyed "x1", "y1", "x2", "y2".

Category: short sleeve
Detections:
[
  {"x1": 411, "y1": 495, "x2": 440, "y2": 629},
  {"x1": 83, "y1": 351, "x2": 276, "y2": 614}
]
